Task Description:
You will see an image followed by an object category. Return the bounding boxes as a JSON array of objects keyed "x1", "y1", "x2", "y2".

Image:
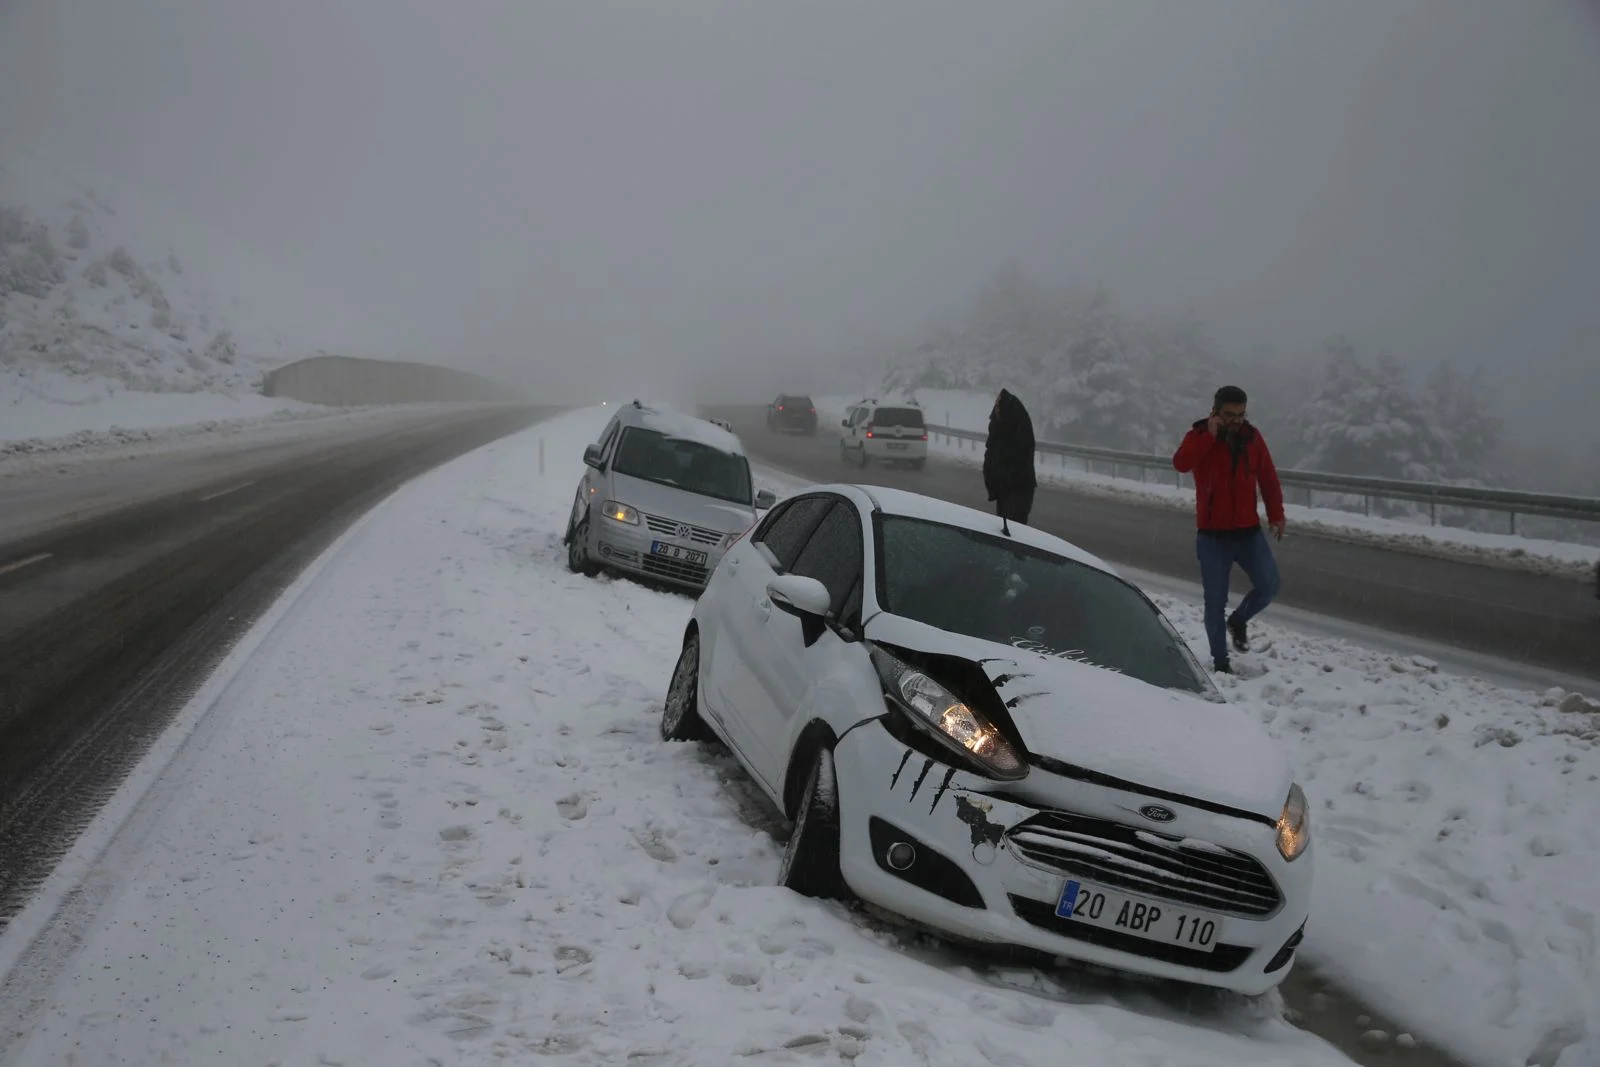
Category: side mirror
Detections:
[
  {"x1": 767, "y1": 573, "x2": 831, "y2": 620},
  {"x1": 582, "y1": 444, "x2": 603, "y2": 469},
  {"x1": 841, "y1": 418, "x2": 850, "y2": 428},
  {"x1": 755, "y1": 488, "x2": 777, "y2": 510}
]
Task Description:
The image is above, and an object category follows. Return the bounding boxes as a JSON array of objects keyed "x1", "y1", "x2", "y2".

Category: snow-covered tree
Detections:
[
  {"x1": 1426, "y1": 360, "x2": 1501, "y2": 478},
  {"x1": 1298, "y1": 337, "x2": 1454, "y2": 481},
  {"x1": 67, "y1": 213, "x2": 90, "y2": 251},
  {"x1": 1141, "y1": 308, "x2": 1233, "y2": 437},
  {"x1": 1047, "y1": 287, "x2": 1152, "y2": 450}
]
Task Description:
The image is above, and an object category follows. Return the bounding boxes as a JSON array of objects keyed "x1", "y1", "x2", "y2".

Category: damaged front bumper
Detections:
[{"x1": 831, "y1": 718, "x2": 1313, "y2": 996}]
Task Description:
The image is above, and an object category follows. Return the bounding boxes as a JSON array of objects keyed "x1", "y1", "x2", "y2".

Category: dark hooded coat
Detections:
[{"x1": 982, "y1": 389, "x2": 1037, "y2": 502}]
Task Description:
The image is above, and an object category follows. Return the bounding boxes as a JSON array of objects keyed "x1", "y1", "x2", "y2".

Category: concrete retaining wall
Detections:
[{"x1": 261, "y1": 355, "x2": 519, "y2": 406}]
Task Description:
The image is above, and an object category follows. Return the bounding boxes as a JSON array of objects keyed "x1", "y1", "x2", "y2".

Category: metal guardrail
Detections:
[{"x1": 924, "y1": 424, "x2": 1600, "y2": 532}]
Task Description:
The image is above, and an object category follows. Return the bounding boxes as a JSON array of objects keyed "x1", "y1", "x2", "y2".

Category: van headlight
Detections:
[
  {"x1": 870, "y1": 647, "x2": 1026, "y2": 780},
  {"x1": 601, "y1": 500, "x2": 639, "y2": 525},
  {"x1": 1276, "y1": 783, "x2": 1309, "y2": 861}
]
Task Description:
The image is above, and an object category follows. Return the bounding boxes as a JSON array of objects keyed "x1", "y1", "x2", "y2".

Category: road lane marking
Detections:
[
  {"x1": 198, "y1": 481, "x2": 257, "y2": 502},
  {"x1": 0, "y1": 552, "x2": 52, "y2": 578}
]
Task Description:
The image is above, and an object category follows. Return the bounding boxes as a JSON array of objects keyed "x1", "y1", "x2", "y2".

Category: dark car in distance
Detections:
[{"x1": 767, "y1": 394, "x2": 818, "y2": 435}]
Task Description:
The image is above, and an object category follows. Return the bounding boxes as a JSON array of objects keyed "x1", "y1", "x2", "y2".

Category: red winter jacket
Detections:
[{"x1": 1172, "y1": 419, "x2": 1285, "y2": 532}]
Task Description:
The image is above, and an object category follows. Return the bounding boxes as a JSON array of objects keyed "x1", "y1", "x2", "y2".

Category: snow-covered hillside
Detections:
[{"x1": 0, "y1": 152, "x2": 381, "y2": 445}]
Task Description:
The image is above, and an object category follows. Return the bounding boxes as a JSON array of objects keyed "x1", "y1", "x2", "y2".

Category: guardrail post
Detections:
[
  {"x1": 1363, "y1": 495, "x2": 1370, "y2": 517},
  {"x1": 1509, "y1": 510, "x2": 1517, "y2": 536},
  {"x1": 539, "y1": 437, "x2": 545, "y2": 475},
  {"x1": 1429, "y1": 499, "x2": 1437, "y2": 525}
]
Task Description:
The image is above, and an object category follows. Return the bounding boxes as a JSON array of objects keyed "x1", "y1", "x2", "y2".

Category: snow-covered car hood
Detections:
[
  {"x1": 607, "y1": 472, "x2": 756, "y2": 533},
  {"x1": 863, "y1": 613, "x2": 1294, "y2": 819}
]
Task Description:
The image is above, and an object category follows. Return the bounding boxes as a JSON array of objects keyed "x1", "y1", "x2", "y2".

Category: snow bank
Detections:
[
  {"x1": 813, "y1": 391, "x2": 1600, "y2": 579},
  {"x1": 0, "y1": 407, "x2": 1347, "y2": 1067},
  {"x1": 1157, "y1": 598, "x2": 1600, "y2": 1067}
]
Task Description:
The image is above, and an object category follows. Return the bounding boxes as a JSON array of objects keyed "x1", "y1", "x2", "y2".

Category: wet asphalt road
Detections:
[
  {"x1": 0, "y1": 404, "x2": 551, "y2": 925},
  {"x1": 712, "y1": 406, "x2": 1599, "y2": 685}
]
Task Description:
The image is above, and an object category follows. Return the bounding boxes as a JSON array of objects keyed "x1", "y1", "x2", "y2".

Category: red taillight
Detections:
[
  {"x1": 920, "y1": 433, "x2": 928, "y2": 441},
  {"x1": 809, "y1": 407, "x2": 816, "y2": 413},
  {"x1": 865, "y1": 430, "x2": 875, "y2": 438}
]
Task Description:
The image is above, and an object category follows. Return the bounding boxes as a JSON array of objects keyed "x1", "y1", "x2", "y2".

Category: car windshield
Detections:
[
  {"x1": 872, "y1": 406, "x2": 924, "y2": 428},
  {"x1": 877, "y1": 516, "x2": 1216, "y2": 696},
  {"x1": 612, "y1": 426, "x2": 753, "y2": 505}
]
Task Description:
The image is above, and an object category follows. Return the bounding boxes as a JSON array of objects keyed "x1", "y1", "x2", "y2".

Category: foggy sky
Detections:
[{"x1": 1, "y1": 0, "x2": 1597, "y2": 439}]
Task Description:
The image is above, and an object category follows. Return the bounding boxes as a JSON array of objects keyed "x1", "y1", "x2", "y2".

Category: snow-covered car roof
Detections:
[
  {"x1": 824, "y1": 483, "x2": 1118, "y2": 577},
  {"x1": 628, "y1": 406, "x2": 747, "y2": 455}
]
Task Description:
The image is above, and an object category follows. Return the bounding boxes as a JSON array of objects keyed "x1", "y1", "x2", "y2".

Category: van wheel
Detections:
[
  {"x1": 858, "y1": 446, "x2": 870, "y2": 469},
  {"x1": 910, "y1": 459, "x2": 926, "y2": 471},
  {"x1": 567, "y1": 514, "x2": 600, "y2": 576},
  {"x1": 778, "y1": 749, "x2": 848, "y2": 900}
]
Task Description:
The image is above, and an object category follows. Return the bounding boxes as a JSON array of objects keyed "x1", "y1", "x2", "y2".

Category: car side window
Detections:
[
  {"x1": 597, "y1": 417, "x2": 621, "y2": 462},
  {"x1": 789, "y1": 500, "x2": 864, "y2": 624},
  {"x1": 756, "y1": 496, "x2": 832, "y2": 571}
]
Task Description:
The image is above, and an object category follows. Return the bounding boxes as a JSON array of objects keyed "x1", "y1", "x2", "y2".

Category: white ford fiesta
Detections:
[{"x1": 660, "y1": 483, "x2": 1313, "y2": 994}]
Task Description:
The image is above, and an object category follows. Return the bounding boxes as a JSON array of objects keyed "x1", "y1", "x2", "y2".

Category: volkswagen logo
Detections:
[
  {"x1": 675, "y1": 523, "x2": 692, "y2": 539},
  {"x1": 1139, "y1": 804, "x2": 1176, "y2": 823}
]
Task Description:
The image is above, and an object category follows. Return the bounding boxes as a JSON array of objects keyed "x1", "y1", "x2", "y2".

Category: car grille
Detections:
[
  {"x1": 1004, "y1": 811, "x2": 1282, "y2": 918},
  {"x1": 641, "y1": 555, "x2": 710, "y2": 587},
  {"x1": 643, "y1": 514, "x2": 723, "y2": 546}
]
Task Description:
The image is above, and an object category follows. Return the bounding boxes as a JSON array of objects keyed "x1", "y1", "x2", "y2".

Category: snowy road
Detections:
[
  {"x1": 0, "y1": 408, "x2": 1592, "y2": 1067},
  {"x1": 0, "y1": 404, "x2": 550, "y2": 922}
]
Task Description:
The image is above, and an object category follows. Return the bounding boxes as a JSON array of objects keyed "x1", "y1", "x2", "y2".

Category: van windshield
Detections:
[{"x1": 612, "y1": 427, "x2": 753, "y2": 505}]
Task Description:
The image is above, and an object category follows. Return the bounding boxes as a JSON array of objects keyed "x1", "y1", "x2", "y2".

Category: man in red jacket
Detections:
[{"x1": 1172, "y1": 385, "x2": 1286, "y2": 673}]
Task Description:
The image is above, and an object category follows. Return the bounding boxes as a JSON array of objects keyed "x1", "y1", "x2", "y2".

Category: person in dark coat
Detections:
[{"x1": 983, "y1": 388, "x2": 1038, "y2": 524}]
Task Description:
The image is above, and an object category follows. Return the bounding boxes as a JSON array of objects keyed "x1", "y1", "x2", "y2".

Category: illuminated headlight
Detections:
[
  {"x1": 1276, "y1": 782, "x2": 1309, "y2": 861},
  {"x1": 601, "y1": 500, "x2": 639, "y2": 525},
  {"x1": 871, "y1": 647, "x2": 1026, "y2": 780}
]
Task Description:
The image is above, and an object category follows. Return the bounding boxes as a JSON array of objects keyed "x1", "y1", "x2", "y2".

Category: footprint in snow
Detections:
[
  {"x1": 553, "y1": 945, "x2": 592, "y2": 974},
  {"x1": 666, "y1": 887, "x2": 714, "y2": 930},
  {"x1": 555, "y1": 793, "x2": 588, "y2": 820}
]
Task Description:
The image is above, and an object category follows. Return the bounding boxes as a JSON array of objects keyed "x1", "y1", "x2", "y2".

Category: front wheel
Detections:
[
  {"x1": 778, "y1": 749, "x2": 849, "y2": 899},
  {"x1": 661, "y1": 632, "x2": 712, "y2": 742},
  {"x1": 567, "y1": 514, "x2": 600, "y2": 576}
]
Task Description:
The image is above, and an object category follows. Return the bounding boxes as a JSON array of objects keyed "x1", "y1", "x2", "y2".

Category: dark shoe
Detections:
[
  {"x1": 1227, "y1": 614, "x2": 1249, "y2": 653},
  {"x1": 1213, "y1": 661, "x2": 1233, "y2": 675}
]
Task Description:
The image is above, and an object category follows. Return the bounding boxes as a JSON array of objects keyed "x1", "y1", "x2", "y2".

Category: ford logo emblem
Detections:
[{"x1": 1139, "y1": 804, "x2": 1176, "y2": 823}]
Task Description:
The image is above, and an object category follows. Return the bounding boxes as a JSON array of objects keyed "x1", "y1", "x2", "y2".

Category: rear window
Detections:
[
  {"x1": 871, "y1": 406, "x2": 924, "y2": 429},
  {"x1": 780, "y1": 395, "x2": 813, "y2": 408}
]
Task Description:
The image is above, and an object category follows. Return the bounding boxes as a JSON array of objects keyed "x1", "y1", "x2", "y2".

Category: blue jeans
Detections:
[{"x1": 1196, "y1": 529, "x2": 1280, "y2": 667}]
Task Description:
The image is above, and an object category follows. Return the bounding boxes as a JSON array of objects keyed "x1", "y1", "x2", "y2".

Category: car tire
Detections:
[
  {"x1": 566, "y1": 513, "x2": 601, "y2": 577},
  {"x1": 778, "y1": 749, "x2": 849, "y2": 900},
  {"x1": 910, "y1": 459, "x2": 926, "y2": 471},
  {"x1": 857, "y1": 446, "x2": 870, "y2": 469},
  {"x1": 661, "y1": 632, "x2": 712, "y2": 742},
  {"x1": 839, "y1": 440, "x2": 850, "y2": 465}
]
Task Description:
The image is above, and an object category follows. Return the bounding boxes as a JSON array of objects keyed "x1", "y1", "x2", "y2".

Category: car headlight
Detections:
[
  {"x1": 600, "y1": 500, "x2": 639, "y2": 525},
  {"x1": 1276, "y1": 782, "x2": 1309, "y2": 861},
  {"x1": 871, "y1": 647, "x2": 1026, "y2": 780}
]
